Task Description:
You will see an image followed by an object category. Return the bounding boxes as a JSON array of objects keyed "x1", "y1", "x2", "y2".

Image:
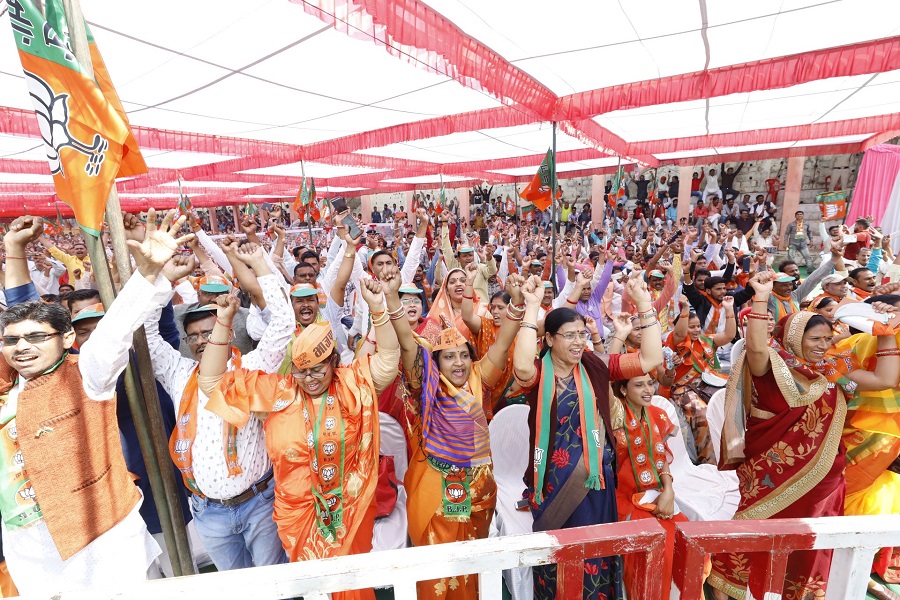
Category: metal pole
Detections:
[
  {"x1": 61, "y1": 0, "x2": 193, "y2": 576},
  {"x1": 550, "y1": 122, "x2": 558, "y2": 295}
]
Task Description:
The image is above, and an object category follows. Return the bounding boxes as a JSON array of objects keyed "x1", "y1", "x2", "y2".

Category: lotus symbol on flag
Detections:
[
  {"x1": 445, "y1": 483, "x2": 466, "y2": 503},
  {"x1": 26, "y1": 71, "x2": 109, "y2": 177}
]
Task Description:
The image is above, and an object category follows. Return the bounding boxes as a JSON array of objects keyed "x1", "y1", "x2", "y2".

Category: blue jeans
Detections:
[{"x1": 190, "y1": 476, "x2": 287, "y2": 570}]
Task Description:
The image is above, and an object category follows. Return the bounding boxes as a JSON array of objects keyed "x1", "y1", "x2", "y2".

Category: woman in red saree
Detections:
[{"x1": 710, "y1": 271, "x2": 900, "y2": 600}]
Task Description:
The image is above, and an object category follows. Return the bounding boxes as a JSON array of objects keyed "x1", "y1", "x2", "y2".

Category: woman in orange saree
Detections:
[
  {"x1": 710, "y1": 272, "x2": 900, "y2": 600},
  {"x1": 386, "y1": 268, "x2": 524, "y2": 600},
  {"x1": 199, "y1": 278, "x2": 401, "y2": 600}
]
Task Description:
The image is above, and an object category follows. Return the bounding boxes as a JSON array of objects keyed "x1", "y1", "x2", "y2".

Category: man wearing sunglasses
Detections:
[{"x1": 0, "y1": 211, "x2": 191, "y2": 596}]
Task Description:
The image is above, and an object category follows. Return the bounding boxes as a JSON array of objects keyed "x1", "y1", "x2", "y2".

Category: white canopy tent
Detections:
[{"x1": 0, "y1": 0, "x2": 899, "y2": 213}]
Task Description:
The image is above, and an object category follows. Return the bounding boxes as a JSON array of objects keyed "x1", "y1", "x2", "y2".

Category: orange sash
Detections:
[
  {"x1": 699, "y1": 290, "x2": 722, "y2": 336},
  {"x1": 169, "y1": 349, "x2": 243, "y2": 496},
  {"x1": 205, "y1": 358, "x2": 379, "y2": 562}
]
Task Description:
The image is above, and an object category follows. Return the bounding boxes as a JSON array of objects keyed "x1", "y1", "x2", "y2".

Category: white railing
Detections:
[
  {"x1": 17, "y1": 515, "x2": 900, "y2": 599},
  {"x1": 38, "y1": 520, "x2": 666, "y2": 600}
]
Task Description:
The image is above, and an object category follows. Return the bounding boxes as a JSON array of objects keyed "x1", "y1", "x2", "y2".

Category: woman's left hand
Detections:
[{"x1": 651, "y1": 487, "x2": 675, "y2": 520}]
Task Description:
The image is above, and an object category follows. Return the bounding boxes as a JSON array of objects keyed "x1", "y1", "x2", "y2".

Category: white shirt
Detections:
[
  {"x1": 145, "y1": 274, "x2": 293, "y2": 499},
  {"x1": 1, "y1": 272, "x2": 169, "y2": 596}
]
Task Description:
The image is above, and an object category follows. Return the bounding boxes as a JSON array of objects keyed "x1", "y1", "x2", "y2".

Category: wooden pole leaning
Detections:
[
  {"x1": 60, "y1": 0, "x2": 194, "y2": 577},
  {"x1": 550, "y1": 122, "x2": 558, "y2": 295}
]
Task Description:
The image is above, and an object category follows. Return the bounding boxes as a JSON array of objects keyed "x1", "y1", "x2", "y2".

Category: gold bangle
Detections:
[{"x1": 344, "y1": 251, "x2": 355, "y2": 259}]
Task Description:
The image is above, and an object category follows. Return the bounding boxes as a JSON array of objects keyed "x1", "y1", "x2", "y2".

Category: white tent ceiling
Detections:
[{"x1": 0, "y1": 0, "x2": 899, "y2": 210}]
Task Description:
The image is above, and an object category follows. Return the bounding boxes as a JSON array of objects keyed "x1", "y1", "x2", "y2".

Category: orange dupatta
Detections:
[
  {"x1": 169, "y1": 349, "x2": 243, "y2": 496},
  {"x1": 205, "y1": 358, "x2": 380, "y2": 564}
]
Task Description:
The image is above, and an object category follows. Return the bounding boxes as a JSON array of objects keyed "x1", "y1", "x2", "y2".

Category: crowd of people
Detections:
[{"x1": 0, "y1": 170, "x2": 898, "y2": 600}]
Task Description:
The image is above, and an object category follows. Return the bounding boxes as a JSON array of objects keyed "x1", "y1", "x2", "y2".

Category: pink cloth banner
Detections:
[{"x1": 847, "y1": 144, "x2": 900, "y2": 225}]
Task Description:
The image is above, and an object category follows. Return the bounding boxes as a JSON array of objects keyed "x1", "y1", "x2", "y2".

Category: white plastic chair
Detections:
[
  {"x1": 730, "y1": 338, "x2": 745, "y2": 368},
  {"x1": 372, "y1": 412, "x2": 409, "y2": 552},
  {"x1": 651, "y1": 396, "x2": 739, "y2": 522},
  {"x1": 489, "y1": 405, "x2": 534, "y2": 600},
  {"x1": 706, "y1": 389, "x2": 727, "y2": 464}
]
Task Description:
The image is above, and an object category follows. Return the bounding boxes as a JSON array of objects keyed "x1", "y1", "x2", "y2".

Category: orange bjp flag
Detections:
[
  {"x1": 518, "y1": 149, "x2": 557, "y2": 211},
  {"x1": 8, "y1": 0, "x2": 147, "y2": 236}
]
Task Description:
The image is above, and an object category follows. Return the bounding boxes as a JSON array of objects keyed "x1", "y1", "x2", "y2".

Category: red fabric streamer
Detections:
[
  {"x1": 625, "y1": 114, "x2": 900, "y2": 155},
  {"x1": 560, "y1": 36, "x2": 900, "y2": 119}
]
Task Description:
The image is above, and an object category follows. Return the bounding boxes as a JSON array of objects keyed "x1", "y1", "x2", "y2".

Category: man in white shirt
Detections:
[
  {"x1": 0, "y1": 210, "x2": 192, "y2": 596},
  {"x1": 144, "y1": 242, "x2": 294, "y2": 571}
]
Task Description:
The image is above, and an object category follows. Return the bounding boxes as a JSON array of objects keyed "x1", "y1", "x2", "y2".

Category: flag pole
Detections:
[
  {"x1": 61, "y1": 0, "x2": 194, "y2": 576},
  {"x1": 550, "y1": 122, "x2": 558, "y2": 295}
]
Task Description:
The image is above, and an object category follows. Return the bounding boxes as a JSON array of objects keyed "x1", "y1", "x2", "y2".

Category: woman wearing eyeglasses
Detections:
[
  {"x1": 513, "y1": 274, "x2": 663, "y2": 600},
  {"x1": 198, "y1": 277, "x2": 400, "y2": 600},
  {"x1": 384, "y1": 267, "x2": 525, "y2": 600}
]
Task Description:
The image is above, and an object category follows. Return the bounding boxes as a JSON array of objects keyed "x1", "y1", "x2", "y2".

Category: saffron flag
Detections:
[
  {"x1": 521, "y1": 203, "x2": 535, "y2": 222},
  {"x1": 518, "y1": 149, "x2": 558, "y2": 211},
  {"x1": 42, "y1": 218, "x2": 60, "y2": 236},
  {"x1": 45, "y1": 0, "x2": 145, "y2": 178},
  {"x1": 309, "y1": 179, "x2": 320, "y2": 220},
  {"x1": 9, "y1": 0, "x2": 146, "y2": 236},
  {"x1": 505, "y1": 195, "x2": 516, "y2": 215},
  {"x1": 293, "y1": 177, "x2": 308, "y2": 215},
  {"x1": 816, "y1": 191, "x2": 848, "y2": 221}
]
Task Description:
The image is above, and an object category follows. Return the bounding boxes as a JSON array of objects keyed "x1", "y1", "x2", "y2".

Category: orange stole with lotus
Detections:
[{"x1": 205, "y1": 359, "x2": 380, "y2": 600}]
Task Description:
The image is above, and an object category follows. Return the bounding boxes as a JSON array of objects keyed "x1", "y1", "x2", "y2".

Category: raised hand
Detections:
[
  {"x1": 520, "y1": 275, "x2": 543, "y2": 306},
  {"x1": 626, "y1": 272, "x2": 652, "y2": 307},
  {"x1": 127, "y1": 208, "x2": 194, "y2": 281},
  {"x1": 611, "y1": 312, "x2": 633, "y2": 337},
  {"x1": 464, "y1": 261, "x2": 478, "y2": 284},
  {"x1": 505, "y1": 273, "x2": 525, "y2": 305},
  {"x1": 240, "y1": 216, "x2": 258, "y2": 236},
  {"x1": 121, "y1": 211, "x2": 146, "y2": 243},
  {"x1": 161, "y1": 254, "x2": 197, "y2": 283},
  {"x1": 380, "y1": 264, "x2": 402, "y2": 296},
  {"x1": 749, "y1": 270, "x2": 775, "y2": 295},
  {"x1": 584, "y1": 315, "x2": 600, "y2": 337},
  {"x1": 874, "y1": 281, "x2": 900, "y2": 296},
  {"x1": 722, "y1": 295, "x2": 735, "y2": 310},
  {"x1": 220, "y1": 234, "x2": 239, "y2": 255},
  {"x1": 5, "y1": 216, "x2": 44, "y2": 250},
  {"x1": 234, "y1": 242, "x2": 266, "y2": 269},
  {"x1": 215, "y1": 292, "x2": 241, "y2": 323},
  {"x1": 360, "y1": 277, "x2": 385, "y2": 308}
]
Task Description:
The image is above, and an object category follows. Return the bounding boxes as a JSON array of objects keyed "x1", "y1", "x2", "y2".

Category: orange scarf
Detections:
[
  {"x1": 854, "y1": 286, "x2": 872, "y2": 300},
  {"x1": 699, "y1": 290, "x2": 723, "y2": 336},
  {"x1": 419, "y1": 269, "x2": 476, "y2": 344},
  {"x1": 169, "y1": 349, "x2": 243, "y2": 496},
  {"x1": 204, "y1": 358, "x2": 379, "y2": 556}
]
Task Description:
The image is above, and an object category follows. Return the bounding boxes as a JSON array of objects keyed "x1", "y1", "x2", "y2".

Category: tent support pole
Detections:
[
  {"x1": 61, "y1": 0, "x2": 194, "y2": 577},
  {"x1": 550, "y1": 122, "x2": 558, "y2": 295}
]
